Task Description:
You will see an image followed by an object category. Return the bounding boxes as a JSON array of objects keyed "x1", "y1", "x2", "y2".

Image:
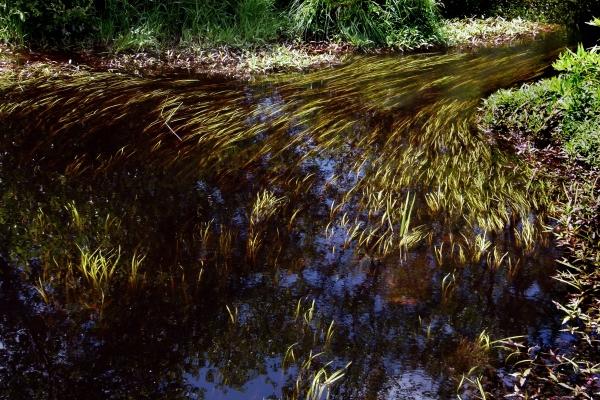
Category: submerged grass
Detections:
[
  {"x1": 76, "y1": 245, "x2": 121, "y2": 294},
  {"x1": 460, "y1": 179, "x2": 600, "y2": 399},
  {"x1": 0, "y1": 40, "x2": 562, "y2": 267},
  {"x1": 285, "y1": 299, "x2": 350, "y2": 400}
]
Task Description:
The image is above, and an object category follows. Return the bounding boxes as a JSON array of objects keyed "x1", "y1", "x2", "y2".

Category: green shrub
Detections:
[
  {"x1": 440, "y1": 0, "x2": 600, "y2": 26},
  {"x1": 289, "y1": 0, "x2": 443, "y2": 48},
  {"x1": 482, "y1": 45, "x2": 600, "y2": 168},
  {"x1": 0, "y1": 0, "x2": 97, "y2": 46},
  {"x1": 497, "y1": 0, "x2": 600, "y2": 26}
]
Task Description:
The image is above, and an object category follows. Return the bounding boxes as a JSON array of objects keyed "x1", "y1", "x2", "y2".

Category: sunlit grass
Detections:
[
  {"x1": 250, "y1": 190, "x2": 286, "y2": 227},
  {"x1": 0, "y1": 39, "x2": 562, "y2": 281},
  {"x1": 456, "y1": 330, "x2": 526, "y2": 399},
  {"x1": 443, "y1": 17, "x2": 557, "y2": 48},
  {"x1": 76, "y1": 245, "x2": 121, "y2": 294},
  {"x1": 128, "y1": 250, "x2": 146, "y2": 289},
  {"x1": 284, "y1": 298, "x2": 350, "y2": 400},
  {"x1": 244, "y1": 45, "x2": 341, "y2": 74}
]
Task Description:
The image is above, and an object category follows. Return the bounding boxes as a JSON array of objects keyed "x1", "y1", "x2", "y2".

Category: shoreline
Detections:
[
  {"x1": 467, "y1": 54, "x2": 600, "y2": 397},
  {"x1": 0, "y1": 18, "x2": 561, "y2": 80},
  {"x1": 487, "y1": 132, "x2": 599, "y2": 398}
]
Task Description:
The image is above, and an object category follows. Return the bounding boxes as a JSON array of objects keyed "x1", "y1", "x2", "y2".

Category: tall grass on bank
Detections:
[
  {"x1": 103, "y1": 0, "x2": 285, "y2": 51},
  {"x1": 0, "y1": 0, "x2": 286, "y2": 50},
  {"x1": 0, "y1": 0, "x2": 449, "y2": 51},
  {"x1": 290, "y1": 0, "x2": 444, "y2": 48},
  {"x1": 1, "y1": 0, "x2": 597, "y2": 51},
  {"x1": 100, "y1": 0, "x2": 285, "y2": 51}
]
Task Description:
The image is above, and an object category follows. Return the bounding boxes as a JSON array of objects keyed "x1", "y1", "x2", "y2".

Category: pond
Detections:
[{"x1": 0, "y1": 32, "x2": 573, "y2": 399}]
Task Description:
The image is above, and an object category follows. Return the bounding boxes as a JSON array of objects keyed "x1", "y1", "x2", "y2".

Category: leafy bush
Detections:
[
  {"x1": 482, "y1": 45, "x2": 600, "y2": 168},
  {"x1": 441, "y1": 0, "x2": 600, "y2": 26},
  {"x1": 289, "y1": 0, "x2": 443, "y2": 48},
  {"x1": 0, "y1": 0, "x2": 97, "y2": 46},
  {"x1": 498, "y1": 0, "x2": 600, "y2": 25}
]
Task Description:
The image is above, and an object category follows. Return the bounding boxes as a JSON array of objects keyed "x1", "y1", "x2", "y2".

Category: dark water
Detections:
[{"x1": 0, "y1": 33, "x2": 572, "y2": 399}]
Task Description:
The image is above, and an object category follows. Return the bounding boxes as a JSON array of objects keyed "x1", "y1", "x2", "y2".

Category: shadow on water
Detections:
[{"x1": 0, "y1": 32, "x2": 573, "y2": 399}]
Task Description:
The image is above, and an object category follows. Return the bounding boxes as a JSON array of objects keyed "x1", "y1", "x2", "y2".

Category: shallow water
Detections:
[{"x1": 0, "y1": 33, "x2": 572, "y2": 399}]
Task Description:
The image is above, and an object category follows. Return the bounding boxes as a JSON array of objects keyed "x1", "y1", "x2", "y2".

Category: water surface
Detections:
[{"x1": 0, "y1": 33, "x2": 570, "y2": 399}]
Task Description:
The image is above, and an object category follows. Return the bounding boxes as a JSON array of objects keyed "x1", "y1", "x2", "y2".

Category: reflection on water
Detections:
[{"x1": 0, "y1": 33, "x2": 569, "y2": 399}]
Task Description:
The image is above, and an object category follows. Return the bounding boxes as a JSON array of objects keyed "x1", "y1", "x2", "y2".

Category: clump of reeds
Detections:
[
  {"x1": 76, "y1": 244, "x2": 120, "y2": 295},
  {"x1": 285, "y1": 298, "x2": 350, "y2": 400}
]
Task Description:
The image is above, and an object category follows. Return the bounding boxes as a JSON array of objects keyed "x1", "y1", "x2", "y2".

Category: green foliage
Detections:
[
  {"x1": 1, "y1": 0, "x2": 447, "y2": 50},
  {"x1": 497, "y1": 0, "x2": 600, "y2": 26},
  {"x1": 441, "y1": 0, "x2": 600, "y2": 26},
  {"x1": 289, "y1": 0, "x2": 444, "y2": 48},
  {"x1": 1, "y1": 0, "x2": 285, "y2": 49},
  {"x1": 237, "y1": 0, "x2": 282, "y2": 42},
  {"x1": 439, "y1": 0, "x2": 490, "y2": 18},
  {"x1": 0, "y1": 0, "x2": 97, "y2": 46},
  {"x1": 482, "y1": 45, "x2": 600, "y2": 168},
  {"x1": 103, "y1": 0, "x2": 284, "y2": 51},
  {"x1": 442, "y1": 17, "x2": 546, "y2": 47}
]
